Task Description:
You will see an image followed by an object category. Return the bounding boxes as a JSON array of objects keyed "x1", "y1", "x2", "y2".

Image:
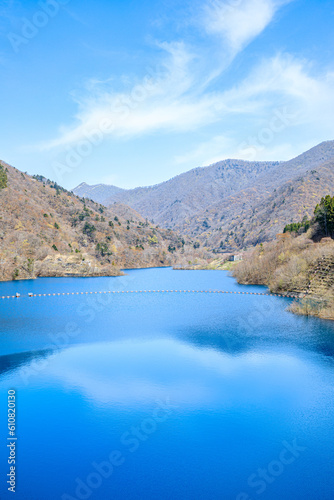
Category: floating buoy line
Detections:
[{"x1": 0, "y1": 290, "x2": 300, "y2": 300}]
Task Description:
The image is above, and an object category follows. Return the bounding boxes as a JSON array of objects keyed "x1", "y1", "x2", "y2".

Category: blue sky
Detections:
[{"x1": 0, "y1": 0, "x2": 334, "y2": 189}]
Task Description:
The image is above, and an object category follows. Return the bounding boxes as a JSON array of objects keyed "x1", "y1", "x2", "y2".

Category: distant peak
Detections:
[{"x1": 73, "y1": 182, "x2": 89, "y2": 190}]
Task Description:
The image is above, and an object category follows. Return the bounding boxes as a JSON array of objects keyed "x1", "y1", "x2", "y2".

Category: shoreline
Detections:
[
  {"x1": 0, "y1": 264, "x2": 178, "y2": 283},
  {"x1": 1, "y1": 265, "x2": 332, "y2": 322}
]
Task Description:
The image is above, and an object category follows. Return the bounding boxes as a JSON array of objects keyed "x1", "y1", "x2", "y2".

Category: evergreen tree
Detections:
[
  {"x1": 314, "y1": 195, "x2": 334, "y2": 238},
  {"x1": 0, "y1": 165, "x2": 8, "y2": 189}
]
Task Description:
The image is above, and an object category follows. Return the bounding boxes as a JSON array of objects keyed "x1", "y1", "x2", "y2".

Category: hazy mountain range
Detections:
[{"x1": 73, "y1": 141, "x2": 334, "y2": 250}]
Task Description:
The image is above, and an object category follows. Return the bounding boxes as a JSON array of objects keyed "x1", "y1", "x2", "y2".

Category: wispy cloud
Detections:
[
  {"x1": 202, "y1": 0, "x2": 292, "y2": 54},
  {"x1": 225, "y1": 54, "x2": 334, "y2": 130},
  {"x1": 40, "y1": 0, "x2": 334, "y2": 159},
  {"x1": 176, "y1": 135, "x2": 302, "y2": 166},
  {"x1": 41, "y1": 50, "x2": 334, "y2": 154},
  {"x1": 175, "y1": 135, "x2": 235, "y2": 165},
  {"x1": 40, "y1": 41, "x2": 213, "y2": 149}
]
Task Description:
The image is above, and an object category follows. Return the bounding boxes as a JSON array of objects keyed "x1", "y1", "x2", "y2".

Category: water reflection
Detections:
[
  {"x1": 14, "y1": 338, "x2": 330, "y2": 413},
  {"x1": 0, "y1": 348, "x2": 54, "y2": 377},
  {"x1": 175, "y1": 318, "x2": 334, "y2": 364}
]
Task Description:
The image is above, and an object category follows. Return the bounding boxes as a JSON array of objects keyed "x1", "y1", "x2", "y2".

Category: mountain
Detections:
[
  {"x1": 0, "y1": 161, "x2": 211, "y2": 282},
  {"x1": 73, "y1": 141, "x2": 334, "y2": 250},
  {"x1": 73, "y1": 159, "x2": 279, "y2": 227},
  {"x1": 74, "y1": 182, "x2": 126, "y2": 204}
]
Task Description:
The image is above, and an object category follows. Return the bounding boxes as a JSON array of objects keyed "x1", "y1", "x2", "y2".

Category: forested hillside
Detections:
[
  {"x1": 74, "y1": 141, "x2": 334, "y2": 250},
  {"x1": 0, "y1": 161, "x2": 211, "y2": 281}
]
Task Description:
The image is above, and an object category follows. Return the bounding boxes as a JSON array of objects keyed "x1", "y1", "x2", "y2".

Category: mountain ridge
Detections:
[{"x1": 73, "y1": 141, "x2": 334, "y2": 249}]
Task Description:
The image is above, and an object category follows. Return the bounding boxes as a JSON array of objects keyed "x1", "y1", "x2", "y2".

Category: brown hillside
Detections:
[
  {"x1": 0, "y1": 161, "x2": 211, "y2": 281},
  {"x1": 233, "y1": 233, "x2": 334, "y2": 320},
  {"x1": 73, "y1": 141, "x2": 334, "y2": 250}
]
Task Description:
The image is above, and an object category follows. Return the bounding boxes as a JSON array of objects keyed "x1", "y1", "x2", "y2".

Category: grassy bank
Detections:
[{"x1": 232, "y1": 234, "x2": 334, "y2": 320}]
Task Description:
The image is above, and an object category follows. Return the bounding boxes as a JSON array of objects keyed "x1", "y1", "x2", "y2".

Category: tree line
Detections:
[{"x1": 283, "y1": 195, "x2": 334, "y2": 239}]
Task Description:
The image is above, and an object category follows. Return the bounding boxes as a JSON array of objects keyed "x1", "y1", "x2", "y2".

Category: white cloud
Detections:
[
  {"x1": 39, "y1": 0, "x2": 334, "y2": 161},
  {"x1": 202, "y1": 0, "x2": 292, "y2": 53},
  {"x1": 40, "y1": 0, "x2": 295, "y2": 152},
  {"x1": 40, "y1": 42, "x2": 223, "y2": 150},
  {"x1": 224, "y1": 55, "x2": 334, "y2": 131},
  {"x1": 174, "y1": 54, "x2": 334, "y2": 166},
  {"x1": 40, "y1": 51, "x2": 334, "y2": 156},
  {"x1": 175, "y1": 135, "x2": 300, "y2": 167},
  {"x1": 175, "y1": 135, "x2": 235, "y2": 165}
]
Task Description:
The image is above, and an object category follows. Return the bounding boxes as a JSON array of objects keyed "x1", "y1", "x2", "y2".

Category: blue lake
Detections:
[{"x1": 0, "y1": 268, "x2": 334, "y2": 499}]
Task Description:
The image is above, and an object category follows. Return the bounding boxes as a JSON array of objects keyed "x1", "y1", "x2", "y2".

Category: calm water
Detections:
[{"x1": 0, "y1": 268, "x2": 334, "y2": 500}]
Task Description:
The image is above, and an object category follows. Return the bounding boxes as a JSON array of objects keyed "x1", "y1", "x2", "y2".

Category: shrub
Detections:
[
  {"x1": 52, "y1": 244, "x2": 58, "y2": 251},
  {"x1": 83, "y1": 222, "x2": 96, "y2": 237},
  {"x1": 27, "y1": 259, "x2": 34, "y2": 273},
  {"x1": 148, "y1": 235, "x2": 158, "y2": 245},
  {"x1": 0, "y1": 165, "x2": 8, "y2": 189},
  {"x1": 12, "y1": 269, "x2": 19, "y2": 279},
  {"x1": 96, "y1": 242, "x2": 109, "y2": 256}
]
